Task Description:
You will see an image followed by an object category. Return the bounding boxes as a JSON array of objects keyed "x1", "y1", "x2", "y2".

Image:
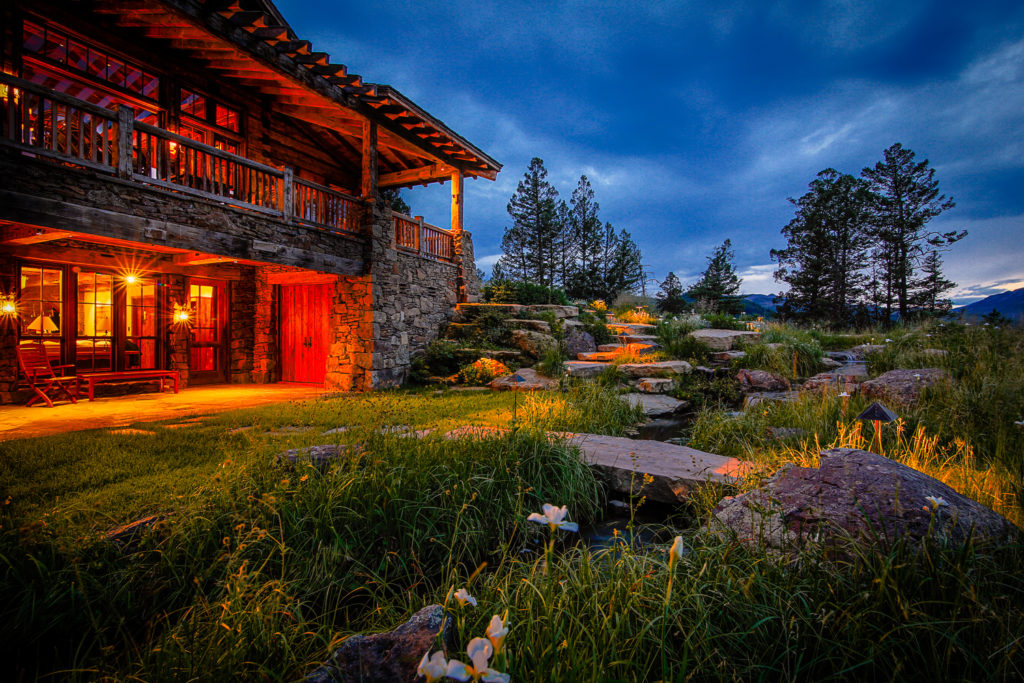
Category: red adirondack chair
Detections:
[{"x1": 17, "y1": 342, "x2": 78, "y2": 407}]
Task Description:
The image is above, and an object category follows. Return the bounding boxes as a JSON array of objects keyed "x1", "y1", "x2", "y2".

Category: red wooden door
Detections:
[
  {"x1": 188, "y1": 278, "x2": 228, "y2": 384},
  {"x1": 280, "y1": 284, "x2": 330, "y2": 384}
]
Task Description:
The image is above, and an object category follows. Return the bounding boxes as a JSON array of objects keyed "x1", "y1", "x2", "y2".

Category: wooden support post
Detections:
[
  {"x1": 360, "y1": 119, "x2": 378, "y2": 201},
  {"x1": 450, "y1": 169, "x2": 466, "y2": 302},
  {"x1": 415, "y1": 215, "x2": 424, "y2": 254},
  {"x1": 116, "y1": 106, "x2": 134, "y2": 180},
  {"x1": 282, "y1": 166, "x2": 294, "y2": 222}
]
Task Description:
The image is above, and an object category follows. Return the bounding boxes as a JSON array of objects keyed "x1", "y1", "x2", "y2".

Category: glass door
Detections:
[{"x1": 188, "y1": 278, "x2": 228, "y2": 383}]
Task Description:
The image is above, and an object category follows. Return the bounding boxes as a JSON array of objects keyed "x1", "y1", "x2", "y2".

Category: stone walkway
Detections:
[{"x1": 0, "y1": 384, "x2": 329, "y2": 441}]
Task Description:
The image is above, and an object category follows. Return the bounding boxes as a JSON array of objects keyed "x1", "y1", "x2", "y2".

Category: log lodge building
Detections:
[{"x1": 0, "y1": 0, "x2": 500, "y2": 401}]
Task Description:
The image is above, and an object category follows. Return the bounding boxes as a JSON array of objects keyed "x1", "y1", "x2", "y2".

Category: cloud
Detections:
[
  {"x1": 737, "y1": 264, "x2": 780, "y2": 295},
  {"x1": 476, "y1": 253, "x2": 502, "y2": 268}
]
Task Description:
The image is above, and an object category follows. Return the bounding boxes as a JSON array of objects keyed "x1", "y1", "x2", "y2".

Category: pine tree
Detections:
[
  {"x1": 912, "y1": 249, "x2": 956, "y2": 316},
  {"x1": 688, "y1": 239, "x2": 743, "y2": 314},
  {"x1": 771, "y1": 169, "x2": 871, "y2": 325},
  {"x1": 495, "y1": 158, "x2": 560, "y2": 286},
  {"x1": 564, "y1": 176, "x2": 603, "y2": 300},
  {"x1": 861, "y1": 143, "x2": 964, "y2": 321},
  {"x1": 601, "y1": 228, "x2": 644, "y2": 301},
  {"x1": 656, "y1": 272, "x2": 687, "y2": 314}
]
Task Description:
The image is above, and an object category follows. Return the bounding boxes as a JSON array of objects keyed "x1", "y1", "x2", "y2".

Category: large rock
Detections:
[
  {"x1": 623, "y1": 393, "x2": 688, "y2": 417},
  {"x1": 689, "y1": 329, "x2": 761, "y2": 351},
  {"x1": 859, "y1": 368, "x2": 950, "y2": 405},
  {"x1": 618, "y1": 361, "x2": 692, "y2": 378},
  {"x1": 849, "y1": 343, "x2": 886, "y2": 359},
  {"x1": 564, "y1": 361, "x2": 611, "y2": 378},
  {"x1": 488, "y1": 367, "x2": 557, "y2": 391},
  {"x1": 276, "y1": 443, "x2": 363, "y2": 468},
  {"x1": 566, "y1": 329, "x2": 597, "y2": 358},
  {"x1": 711, "y1": 350, "x2": 746, "y2": 362},
  {"x1": 736, "y1": 369, "x2": 791, "y2": 392},
  {"x1": 305, "y1": 605, "x2": 451, "y2": 683},
  {"x1": 523, "y1": 304, "x2": 579, "y2": 319},
  {"x1": 712, "y1": 448, "x2": 1018, "y2": 552},
  {"x1": 802, "y1": 371, "x2": 859, "y2": 392},
  {"x1": 634, "y1": 377, "x2": 676, "y2": 394},
  {"x1": 454, "y1": 303, "x2": 523, "y2": 321},
  {"x1": 510, "y1": 329, "x2": 558, "y2": 358}
]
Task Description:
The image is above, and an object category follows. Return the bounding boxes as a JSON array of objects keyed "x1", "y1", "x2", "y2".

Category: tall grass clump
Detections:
[
  {"x1": 518, "y1": 383, "x2": 643, "y2": 436},
  {"x1": 656, "y1": 319, "x2": 710, "y2": 363}
]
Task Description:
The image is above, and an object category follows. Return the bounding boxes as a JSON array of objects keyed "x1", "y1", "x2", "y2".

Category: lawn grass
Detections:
[{"x1": 1, "y1": 327, "x2": 1023, "y2": 681}]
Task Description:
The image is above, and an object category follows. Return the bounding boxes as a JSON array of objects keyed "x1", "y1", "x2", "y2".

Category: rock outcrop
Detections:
[
  {"x1": 859, "y1": 368, "x2": 950, "y2": 405},
  {"x1": 689, "y1": 329, "x2": 761, "y2": 351},
  {"x1": 488, "y1": 367, "x2": 557, "y2": 391},
  {"x1": 736, "y1": 369, "x2": 791, "y2": 392},
  {"x1": 712, "y1": 448, "x2": 1018, "y2": 552},
  {"x1": 565, "y1": 329, "x2": 596, "y2": 358}
]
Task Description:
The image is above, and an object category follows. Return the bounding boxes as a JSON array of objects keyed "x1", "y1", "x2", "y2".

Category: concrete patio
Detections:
[{"x1": 0, "y1": 384, "x2": 331, "y2": 442}]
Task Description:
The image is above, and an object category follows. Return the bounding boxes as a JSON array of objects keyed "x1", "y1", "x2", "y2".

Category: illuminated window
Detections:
[
  {"x1": 125, "y1": 280, "x2": 158, "y2": 369},
  {"x1": 189, "y1": 283, "x2": 221, "y2": 372},
  {"x1": 215, "y1": 103, "x2": 239, "y2": 132},
  {"x1": 76, "y1": 271, "x2": 114, "y2": 371},
  {"x1": 23, "y1": 20, "x2": 160, "y2": 101},
  {"x1": 18, "y1": 265, "x2": 64, "y2": 363},
  {"x1": 180, "y1": 88, "x2": 207, "y2": 119}
]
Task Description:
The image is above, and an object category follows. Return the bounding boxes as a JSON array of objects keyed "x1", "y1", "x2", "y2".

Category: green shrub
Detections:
[
  {"x1": 535, "y1": 345, "x2": 566, "y2": 378},
  {"x1": 577, "y1": 312, "x2": 614, "y2": 346},
  {"x1": 656, "y1": 320, "x2": 710, "y2": 363},
  {"x1": 457, "y1": 357, "x2": 511, "y2": 385},
  {"x1": 670, "y1": 373, "x2": 743, "y2": 410},
  {"x1": 517, "y1": 310, "x2": 565, "y2": 340},
  {"x1": 701, "y1": 312, "x2": 748, "y2": 330},
  {"x1": 412, "y1": 339, "x2": 463, "y2": 380},
  {"x1": 483, "y1": 279, "x2": 569, "y2": 305}
]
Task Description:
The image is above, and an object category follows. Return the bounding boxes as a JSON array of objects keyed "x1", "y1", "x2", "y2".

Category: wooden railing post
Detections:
[
  {"x1": 116, "y1": 105, "x2": 134, "y2": 179},
  {"x1": 282, "y1": 166, "x2": 294, "y2": 222},
  {"x1": 415, "y1": 215, "x2": 424, "y2": 254}
]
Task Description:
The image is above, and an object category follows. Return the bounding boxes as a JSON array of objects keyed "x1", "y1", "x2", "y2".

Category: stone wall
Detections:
[
  {"x1": 327, "y1": 274, "x2": 374, "y2": 391},
  {"x1": 252, "y1": 268, "x2": 277, "y2": 384},
  {"x1": 229, "y1": 270, "x2": 256, "y2": 384},
  {"x1": 0, "y1": 252, "x2": 17, "y2": 401}
]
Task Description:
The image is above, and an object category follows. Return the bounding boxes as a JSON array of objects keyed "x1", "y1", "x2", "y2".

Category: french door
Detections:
[
  {"x1": 279, "y1": 283, "x2": 330, "y2": 384},
  {"x1": 188, "y1": 278, "x2": 228, "y2": 384}
]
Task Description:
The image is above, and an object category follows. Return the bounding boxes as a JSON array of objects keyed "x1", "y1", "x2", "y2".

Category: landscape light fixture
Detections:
[{"x1": 857, "y1": 402, "x2": 898, "y2": 456}]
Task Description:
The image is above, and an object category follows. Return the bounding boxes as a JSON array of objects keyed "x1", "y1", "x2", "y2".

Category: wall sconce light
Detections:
[
  {"x1": 173, "y1": 302, "x2": 192, "y2": 324},
  {"x1": 0, "y1": 294, "x2": 16, "y2": 317}
]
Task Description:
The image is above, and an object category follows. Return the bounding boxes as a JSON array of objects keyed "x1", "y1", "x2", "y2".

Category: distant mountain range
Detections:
[
  {"x1": 954, "y1": 287, "x2": 1024, "y2": 322},
  {"x1": 742, "y1": 294, "x2": 781, "y2": 316}
]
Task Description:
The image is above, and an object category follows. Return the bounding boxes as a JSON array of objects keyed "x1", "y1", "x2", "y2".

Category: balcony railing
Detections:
[
  {"x1": 393, "y1": 211, "x2": 455, "y2": 261},
  {"x1": 0, "y1": 73, "x2": 364, "y2": 237}
]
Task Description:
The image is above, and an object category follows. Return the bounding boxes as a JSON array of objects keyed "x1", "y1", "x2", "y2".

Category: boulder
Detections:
[
  {"x1": 743, "y1": 391, "x2": 799, "y2": 408},
  {"x1": 849, "y1": 343, "x2": 886, "y2": 359},
  {"x1": 801, "y1": 372, "x2": 857, "y2": 392},
  {"x1": 505, "y1": 318, "x2": 551, "y2": 333},
  {"x1": 277, "y1": 443, "x2": 363, "y2": 468},
  {"x1": 859, "y1": 368, "x2": 950, "y2": 406},
  {"x1": 711, "y1": 350, "x2": 746, "y2": 362},
  {"x1": 736, "y1": 369, "x2": 791, "y2": 392},
  {"x1": 712, "y1": 448, "x2": 1019, "y2": 552},
  {"x1": 566, "y1": 329, "x2": 597, "y2": 358},
  {"x1": 488, "y1": 367, "x2": 557, "y2": 391},
  {"x1": 820, "y1": 357, "x2": 844, "y2": 370},
  {"x1": 634, "y1": 377, "x2": 676, "y2": 394},
  {"x1": 523, "y1": 304, "x2": 579, "y2": 319},
  {"x1": 689, "y1": 329, "x2": 761, "y2": 351},
  {"x1": 826, "y1": 351, "x2": 858, "y2": 362},
  {"x1": 921, "y1": 348, "x2": 949, "y2": 358},
  {"x1": 618, "y1": 361, "x2": 692, "y2": 378},
  {"x1": 510, "y1": 329, "x2": 558, "y2": 358},
  {"x1": 564, "y1": 361, "x2": 611, "y2": 379},
  {"x1": 305, "y1": 605, "x2": 452, "y2": 683},
  {"x1": 624, "y1": 393, "x2": 688, "y2": 417}
]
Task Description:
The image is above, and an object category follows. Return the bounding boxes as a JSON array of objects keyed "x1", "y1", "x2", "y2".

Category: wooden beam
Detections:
[
  {"x1": 379, "y1": 163, "x2": 457, "y2": 189},
  {"x1": 1, "y1": 225, "x2": 74, "y2": 244},
  {"x1": 172, "y1": 252, "x2": 237, "y2": 266},
  {"x1": 450, "y1": 169, "x2": 466, "y2": 302},
  {"x1": 361, "y1": 119, "x2": 378, "y2": 200},
  {"x1": 265, "y1": 270, "x2": 339, "y2": 285}
]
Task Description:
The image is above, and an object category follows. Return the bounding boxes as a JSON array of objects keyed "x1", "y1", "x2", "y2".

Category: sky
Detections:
[{"x1": 279, "y1": 0, "x2": 1024, "y2": 304}]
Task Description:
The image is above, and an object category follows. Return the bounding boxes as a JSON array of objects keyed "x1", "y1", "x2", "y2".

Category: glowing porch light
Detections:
[
  {"x1": 173, "y1": 304, "x2": 191, "y2": 324},
  {"x1": 0, "y1": 295, "x2": 16, "y2": 316},
  {"x1": 124, "y1": 274, "x2": 137, "y2": 285}
]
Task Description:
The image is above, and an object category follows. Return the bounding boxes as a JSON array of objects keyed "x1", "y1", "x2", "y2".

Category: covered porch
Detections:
[{"x1": 0, "y1": 382, "x2": 327, "y2": 441}]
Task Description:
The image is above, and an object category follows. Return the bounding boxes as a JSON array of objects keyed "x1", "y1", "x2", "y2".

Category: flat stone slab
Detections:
[
  {"x1": 454, "y1": 303, "x2": 524, "y2": 320},
  {"x1": 568, "y1": 433, "x2": 750, "y2": 504},
  {"x1": 578, "y1": 350, "x2": 622, "y2": 362},
  {"x1": 623, "y1": 393, "x2": 687, "y2": 417},
  {"x1": 620, "y1": 334, "x2": 659, "y2": 344},
  {"x1": 618, "y1": 361, "x2": 692, "y2": 378},
  {"x1": 689, "y1": 329, "x2": 761, "y2": 351},
  {"x1": 523, "y1": 304, "x2": 579, "y2": 319},
  {"x1": 608, "y1": 322, "x2": 658, "y2": 335},
  {"x1": 488, "y1": 367, "x2": 557, "y2": 391},
  {"x1": 744, "y1": 391, "x2": 800, "y2": 408},
  {"x1": 565, "y1": 360, "x2": 611, "y2": 378},
  {"x1": 711, "y1": 350, "x2": 746, "y2": 362},
  {"x1": 634, "y1": 377, "x2": 675, "y2": 394}
]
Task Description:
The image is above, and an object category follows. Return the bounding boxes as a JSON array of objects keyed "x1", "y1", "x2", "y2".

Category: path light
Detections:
[{"x1": 857, "y1": 402, "x2": 898, "y2": 456}]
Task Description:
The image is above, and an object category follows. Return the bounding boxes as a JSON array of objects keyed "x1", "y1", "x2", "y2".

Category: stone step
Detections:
[
  {"x1": 564, "y1": 360, "x2": 612, "y2": 378},
  {"x1": 620, "y1": 334, "x2": 658, "y2": 344},
  {"x1": 608, "y1": 322, "x2": 658, "y2": 335},
  {"x1": 617, "y1": 361, "x2": 692, "y2": 378},
  {"x1": 622, "y1": 393, "x2": 688, "y2": 417},
  {"x1": 578, "y1": 350, "x2": 621, "y2": 362},
  {"x1": 689, "y1": 329, "x2": 761, "y2": 351},
  {"x1": 711, "y1": 350, "x2": 746, "y2": 362},
  {"x1": 596, "y1": 342, "x2": 657, "y2": 353}
]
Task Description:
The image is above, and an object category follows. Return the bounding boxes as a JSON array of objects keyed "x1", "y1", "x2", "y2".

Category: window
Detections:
[
  {"x1": 18, "y1": 265, "x2": 63, "y2": 363},
  {"x1": 215, "y1": 103, "x2": 239, "y2": 133},
  {"x1": 125, "y1": 280, "x2": 158, "y2": 369},
  {"x1": 179, "y1": 86, "x2": 241, "y2": 134},
  {"x1": 23, "y1": 20, "x2": 160, "y2": 101},
  {"x1": 75, "y1": 271, "x2": 113, "y2": 371},
  {"x1": 180, "y1": 88, "x2": 206, "y2": 119}
]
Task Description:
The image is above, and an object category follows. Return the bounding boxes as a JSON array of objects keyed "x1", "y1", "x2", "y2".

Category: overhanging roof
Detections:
[{"x1": 89, "y1": 0, "x2": 501, "y2": 184}]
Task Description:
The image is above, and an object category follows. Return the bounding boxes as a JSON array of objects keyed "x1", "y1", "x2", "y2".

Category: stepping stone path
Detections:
[
  {"x1": 440, "y1": 426, "x2": 750, "y2": 504},
  {"x1": 689, "y1": 329, "x2": 760, "y2": 351},
  {"x1": 618, "y1": 361, "x2": 692, "y2": 378},
  {"x1": 634, "y1": 377, "x2": 675, "y2": 394},
  {"x1": 565, "y1": 361, "x2": 612, "y2": 378}
]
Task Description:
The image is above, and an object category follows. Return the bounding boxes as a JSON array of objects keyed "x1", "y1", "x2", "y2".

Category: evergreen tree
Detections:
[
  {"x1": 600, "y1": 227, "x2": 644, "y2": 301},
  {"x1": 912, "y1": 249, "x2": 956, "y2": 316},
  {"x1": 861, "y1": 143, "x2": 964, "y2": 321},
  {"x1": 688, "y1": 239, "x2": 744, "y2": 314},
  {"x1": 380, "y1": 188, "x2": 410, "y2": 215},
  {"x1": 771, "y1": 169, "x2": 871, "y2": 325},
  {"x1": 495, "y1": 158, "x2": 560, "y2": 286},
  {"x1": 656, "y1": 271, "x2": 687, "y2": 314},
  {"x1": 564, "y1": 175, "x2": 603, "y2": 300}
]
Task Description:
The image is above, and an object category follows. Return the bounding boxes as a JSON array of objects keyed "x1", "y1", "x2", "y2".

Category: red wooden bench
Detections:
[
  {"x1": 75, "y1": 370, "x2": 180, "y2": 401},
  {"x1": 17, "y1": 342, "x2": 78, "y2": 408}
]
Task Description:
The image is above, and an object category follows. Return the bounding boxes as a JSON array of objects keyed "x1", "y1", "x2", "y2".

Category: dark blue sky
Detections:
[{"x1": 280, "y1": 0, "x2": 1024, "y2": 303}]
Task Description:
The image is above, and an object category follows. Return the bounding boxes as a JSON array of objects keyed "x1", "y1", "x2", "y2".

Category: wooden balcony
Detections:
[
  {"x1": 392, "y1": 211, "x2": 455, "y2": 262},
  {"x1": 0, "y1": 73, "x2": 364, "y2": 239}
]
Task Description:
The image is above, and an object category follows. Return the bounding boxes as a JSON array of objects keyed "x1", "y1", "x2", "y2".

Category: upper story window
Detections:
[
  {"x1": 180, "y1": 88, "x2": 240, "y2": 134},
  {"x1": 23, "y1": 20, "x2": 160, "y2": 102}
]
